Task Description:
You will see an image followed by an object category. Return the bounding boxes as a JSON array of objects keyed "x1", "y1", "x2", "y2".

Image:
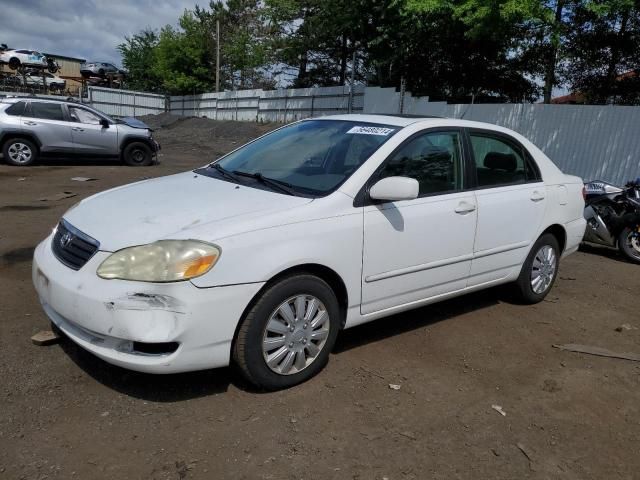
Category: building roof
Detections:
[{"x1": 43, "y1": 53, "x2": 86, "y2": 63}]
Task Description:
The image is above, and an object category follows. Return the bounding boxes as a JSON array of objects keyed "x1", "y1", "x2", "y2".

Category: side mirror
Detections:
[
  {"x1": 369, "y1": 176, "x2": 419, "y2": 202},
  {"x1": 100, "y1": 119, "x2": 110, "y2": 128}
]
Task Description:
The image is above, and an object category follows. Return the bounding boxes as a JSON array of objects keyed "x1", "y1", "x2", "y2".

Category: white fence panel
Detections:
[{"x1": 88, "y1": 86, "x2": 165, "y2": 117}]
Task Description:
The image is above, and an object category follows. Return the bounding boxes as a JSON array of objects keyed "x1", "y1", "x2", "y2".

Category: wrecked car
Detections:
[{"x1": 32, "y1": 114, "x2": 586, "y2": 390}]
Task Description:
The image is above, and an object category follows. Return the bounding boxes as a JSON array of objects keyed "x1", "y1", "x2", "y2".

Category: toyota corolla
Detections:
[{"x1": 32, "y1": 115, "x2": 586, "y2": 390}]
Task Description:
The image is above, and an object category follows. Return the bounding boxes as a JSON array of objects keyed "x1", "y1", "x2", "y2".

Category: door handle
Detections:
[
  {"x1": 454, "y1": 202, "x2": 477, "y2": 214},
  {"x1": 71, "y1": 127, "x2": 84, "y2": 132},
  {"x1": 530, "y1": 191, "x2": 545, "y2": 202},
  {"x1": 24, "y1": 121, "x2": 37, "y2": 126}
]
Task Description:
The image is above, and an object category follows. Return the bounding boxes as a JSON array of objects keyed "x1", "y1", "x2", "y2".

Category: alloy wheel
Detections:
[
  {"x1": 262, "y1": 294, "x2": 330, "y2": 375},
  {"x1": 8, "y1": 142, "x2": 33, "y2": 164},
  {"x1": 530, "y1": 245, "x2": 557, "y2": 294}
]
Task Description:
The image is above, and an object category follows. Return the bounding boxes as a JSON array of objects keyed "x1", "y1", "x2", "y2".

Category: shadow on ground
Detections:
[{"x1": 56, "y1": 287, "x2": 504, "y2": 400}]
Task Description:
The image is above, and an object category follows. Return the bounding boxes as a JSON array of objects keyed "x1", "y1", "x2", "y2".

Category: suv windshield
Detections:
[{"x1": 205, "y1": 120, "x2": 399, "y2": 196}]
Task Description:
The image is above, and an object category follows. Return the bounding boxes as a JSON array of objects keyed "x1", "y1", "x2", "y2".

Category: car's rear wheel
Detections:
[
  {"x1": 512, "y1": 233, "x2": 560, "y2": 304},
  {"x1": 123, "y1": 142, "x2": 153, "y2": 166},
  {"x1": 8, "y1": 57, "x2": 20, "y2": 70},
  {"x1": 233, "y1": 274, "x2": 341, "y2": 390},
  {"x1": 2, "y1": 138, "x2": 38, "y2": 166},
  {"x1": 618, "y1": 226, "x2": 640, "y2": 264}
]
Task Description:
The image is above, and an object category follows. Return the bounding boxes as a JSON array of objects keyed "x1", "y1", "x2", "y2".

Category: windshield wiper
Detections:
[
  {"x1": 211, "y1": 163, "x2": 242, "y2": 183},
  {"x1": 232, "y1": 170, "x2": 299, "y2": 196}
]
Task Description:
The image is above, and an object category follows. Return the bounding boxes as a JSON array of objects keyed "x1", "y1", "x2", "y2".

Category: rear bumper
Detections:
[
  {"x1": 32, "y1": 235, "x2": 263, "y2": 373},
  {"x1": 563, "y1": 217, "x2": 587, "y2": 257}
]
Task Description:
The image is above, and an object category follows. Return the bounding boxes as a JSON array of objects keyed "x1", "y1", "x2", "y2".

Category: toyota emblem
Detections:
[{"x1": 60, "y1": 232, "x2": 73, "y2": 248}]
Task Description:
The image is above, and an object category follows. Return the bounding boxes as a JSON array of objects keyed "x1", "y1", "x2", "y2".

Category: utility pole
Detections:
[
  {"x1": 215, "y1": 19, "x2": 220, "y2": 92},
  {"x1": 348, "y1": 50, "x2": 356, "y2": 113}
]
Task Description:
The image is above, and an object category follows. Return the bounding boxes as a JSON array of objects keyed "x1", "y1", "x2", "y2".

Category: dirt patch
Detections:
[{"x1": 0, "y1": 117, "x2": 639, "y2": 479}]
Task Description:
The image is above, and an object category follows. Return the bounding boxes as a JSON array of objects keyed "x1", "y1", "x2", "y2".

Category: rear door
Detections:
[
  {"x1": 466, "y1": 129, "x2": 546, "y2": 286},
  {"x1": 22, "y1": 101, "x2": 74, "y2": 154},
  {"x1": 67, "y1": 105, "x2": 118, "y2": 156}
]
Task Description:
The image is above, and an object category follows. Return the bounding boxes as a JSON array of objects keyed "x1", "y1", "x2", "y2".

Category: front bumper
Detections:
[{"x1": 32, "y1": 234, "x2": 264, "y2": 373}]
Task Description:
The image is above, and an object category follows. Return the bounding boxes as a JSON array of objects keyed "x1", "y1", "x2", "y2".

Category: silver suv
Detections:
[{"x1": 0, "y1": 98, "x2": 160, "y2": 166}]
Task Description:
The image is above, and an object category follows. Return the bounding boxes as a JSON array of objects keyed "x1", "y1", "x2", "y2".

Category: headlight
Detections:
[{"x1": 97, "y1": 240, "x2": 220, "y2": 282}]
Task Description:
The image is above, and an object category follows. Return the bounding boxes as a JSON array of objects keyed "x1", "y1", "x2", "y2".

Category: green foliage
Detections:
[{"x1": 117, "y1": 0, "x2": 640, "y2": 104}]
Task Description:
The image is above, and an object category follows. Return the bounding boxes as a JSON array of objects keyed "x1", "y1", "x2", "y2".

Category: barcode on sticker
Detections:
[{"x1": 346, "y1": 126, "x2": 394, "y2": 136}]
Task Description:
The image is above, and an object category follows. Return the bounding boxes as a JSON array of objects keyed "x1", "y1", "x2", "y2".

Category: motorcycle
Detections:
[{"x1": 583, "y1": 178, "x2": 640, "y2": 264}]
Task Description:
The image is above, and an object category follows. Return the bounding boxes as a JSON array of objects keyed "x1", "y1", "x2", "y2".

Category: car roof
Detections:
[
  {"x1": 0, "y1": 97, "x2": 77, "y2": 106},
  {"x1": 316, "y1": 113, "x2": 523, "y2": 135}
]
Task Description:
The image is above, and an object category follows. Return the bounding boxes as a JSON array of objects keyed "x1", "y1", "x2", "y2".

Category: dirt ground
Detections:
[{"x1": 1, "y1": 115, "x2": 639, "y2": 480}]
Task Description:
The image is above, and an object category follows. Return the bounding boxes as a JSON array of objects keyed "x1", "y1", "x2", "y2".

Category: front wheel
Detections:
[
  {"x1": 123, "y1": 142, "x2": 153, "y2": 166},
  {"x1": 512, "y1": 233, "x2": 560, "y2": 304},
  {"x1": 233, "y1": 274, "x2": 341, "y2": 390},
  {"x1": 618, "y1": 226, "x2": 640, "y2": 264}
]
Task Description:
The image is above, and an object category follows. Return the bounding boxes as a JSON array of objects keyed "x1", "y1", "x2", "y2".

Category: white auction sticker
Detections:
[{"x1": 346, "y1": 126, "x2": 395, "y2": 136}]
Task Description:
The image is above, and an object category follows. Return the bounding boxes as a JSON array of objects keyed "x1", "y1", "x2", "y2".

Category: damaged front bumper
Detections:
[{"x1": 32, "y1": 235, "x2": 264, "y2": 374}]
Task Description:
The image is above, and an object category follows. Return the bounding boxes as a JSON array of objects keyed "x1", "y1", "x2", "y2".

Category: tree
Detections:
[
  {"x1": 117, "y1": 29, "x2": 161, "y2": 92},
  {"x1": 565, "y1": 0, "x2": 640, "y2": 104},
  {"x1": 152, "y1": 11, "x2": 215, "y2": 94}
]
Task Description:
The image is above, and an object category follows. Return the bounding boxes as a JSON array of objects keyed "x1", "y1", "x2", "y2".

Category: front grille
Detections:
[{"x1": 52, "y1": 220, "x2": 100, "y2": 270}]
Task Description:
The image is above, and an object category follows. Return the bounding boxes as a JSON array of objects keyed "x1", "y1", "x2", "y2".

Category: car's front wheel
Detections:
[
  {"x1": 2, "y1": 138, "x2": 38, "y2": 166},
  {"x1": 123, "y1": 142, "x2": 153, "y2": 166},
  {"x1": 233, "y1": 274, "x2": 341, "y2": 390},
  {"x1": 512, "y1": 233, "x2": 560, "y2": 304}
]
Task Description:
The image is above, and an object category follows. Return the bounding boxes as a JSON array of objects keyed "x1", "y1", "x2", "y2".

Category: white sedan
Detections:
[
  {"x1": 32, "y1": 115, "x2": 586, "y2": 390},
  {"x1": 0, "y1": 49, "x2": 48, "y2": 70}
]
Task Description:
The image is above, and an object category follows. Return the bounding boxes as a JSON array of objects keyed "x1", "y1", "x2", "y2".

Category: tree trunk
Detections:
[
  {"x1": 339, "y1": 33, "x2": 348, "y2": 85},
  {"x1": 543, "y1": 0, "x2": 565, "y2": 104},
  {"x1": 297, "y1": 51, "x2": 309, "y2": 87}
]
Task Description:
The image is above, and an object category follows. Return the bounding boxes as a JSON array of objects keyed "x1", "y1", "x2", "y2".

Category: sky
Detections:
[{"x1": 0, "y1": 0, "x2": 202, "y2": 66}]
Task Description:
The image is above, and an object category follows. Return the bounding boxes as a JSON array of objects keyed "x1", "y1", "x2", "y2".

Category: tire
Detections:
[
  {"x1": 98, "y1": 68, "x2": 105, "y2": 76},
  {"x1": 8, "y1": 57, "x2": 20, "y2": 70},
  {"x1": 618, "y1": 226, "x2": 640, "y2": 264},
  {"x1": 233, "y1": 274, "x2": 341, "y2": 390},
  {"x1": 512, "y1": 233, "x2": 560, "y2": 304},
  {"x1": 123, "y1": 142, "x2": 153, "y2": 166},
  {"x1": 2, "y1": 138, "x2": 38, "y2": 166}
]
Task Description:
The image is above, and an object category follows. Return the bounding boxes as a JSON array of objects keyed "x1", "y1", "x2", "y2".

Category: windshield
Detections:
[{"x1": 210, "y1": 120, "x2": 399, "y2": 196}]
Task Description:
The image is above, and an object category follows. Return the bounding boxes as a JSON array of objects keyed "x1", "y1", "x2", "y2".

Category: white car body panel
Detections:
[{"x1": 32, "y1": 114, "x2": 587, "y2": 373}]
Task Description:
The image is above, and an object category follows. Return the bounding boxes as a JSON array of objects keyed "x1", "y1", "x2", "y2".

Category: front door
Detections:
[
  {"x1": 67, "y1": 105, "x2": 119, "y2": 156},
  {"x1": 466, "y1": 130, "x2": 547, "y2": 286},
  {"x1": 361, "y1": 129, "x2": 477, "y2": 315}
]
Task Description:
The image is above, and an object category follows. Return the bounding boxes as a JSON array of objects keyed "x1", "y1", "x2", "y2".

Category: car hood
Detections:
[
  {"x1": 64, "y1": 171, "x2": 313, "y2": 251},
  {"x1": 120, "y1": 117, "x2": 151, "y2": 130}
]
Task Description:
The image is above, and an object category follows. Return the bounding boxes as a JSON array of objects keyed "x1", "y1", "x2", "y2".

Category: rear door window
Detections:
[
  {"x1": 25, "y1": 102, "x2": 64, "y2": 121},
  {"x1": 469, "y1": 132, "x2": 539, "y2": 187},
  {"x1": 5, "y1": 101, "x2": 26, "y2": 116}
]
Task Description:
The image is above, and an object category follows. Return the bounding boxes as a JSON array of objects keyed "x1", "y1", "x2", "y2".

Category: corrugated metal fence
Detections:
[
  {"x1": 168, "y1": 85, "x2": 365, "y2": 122},
  {"x1": 79, "y1": 85, "x2": 640, "y2": 185},
  {"x1": 88, "y1": 86, "x2": 166, "y2": 117},
  {"x1": 386, "y1": 94, "x2": 640, "y2": 185}
]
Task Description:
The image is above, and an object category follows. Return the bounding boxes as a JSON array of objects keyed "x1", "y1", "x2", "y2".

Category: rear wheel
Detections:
[
  {"x1": 123, "y1": 142, "x2": 153, "y2": 166},
  {"x1": 2, "y1": 138, "x2": 38, "y2": 166},
  {"x1": 8, "y1": 57, "x2": 20, "y2": 70},
  {"x1": 512, "y1": 233, "x2": 560, "y2": 304},
  {"x1": 618, "y1": 226, "x2": 640, "y2": 264},
  {"x1": 233, "y1": 274, "x2": 341, "y2": 390}
]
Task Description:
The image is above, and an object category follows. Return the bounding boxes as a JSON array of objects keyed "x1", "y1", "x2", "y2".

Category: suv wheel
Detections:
[
  {"x1": 123, "y1": 142, "x2": 153, "y2": 166},
  {"x1": 233, "y1": 274, "x2": 341, "y2": 390},
  {"x1": 3, "y1": 138, "x2": 38, "y2": 166}
]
